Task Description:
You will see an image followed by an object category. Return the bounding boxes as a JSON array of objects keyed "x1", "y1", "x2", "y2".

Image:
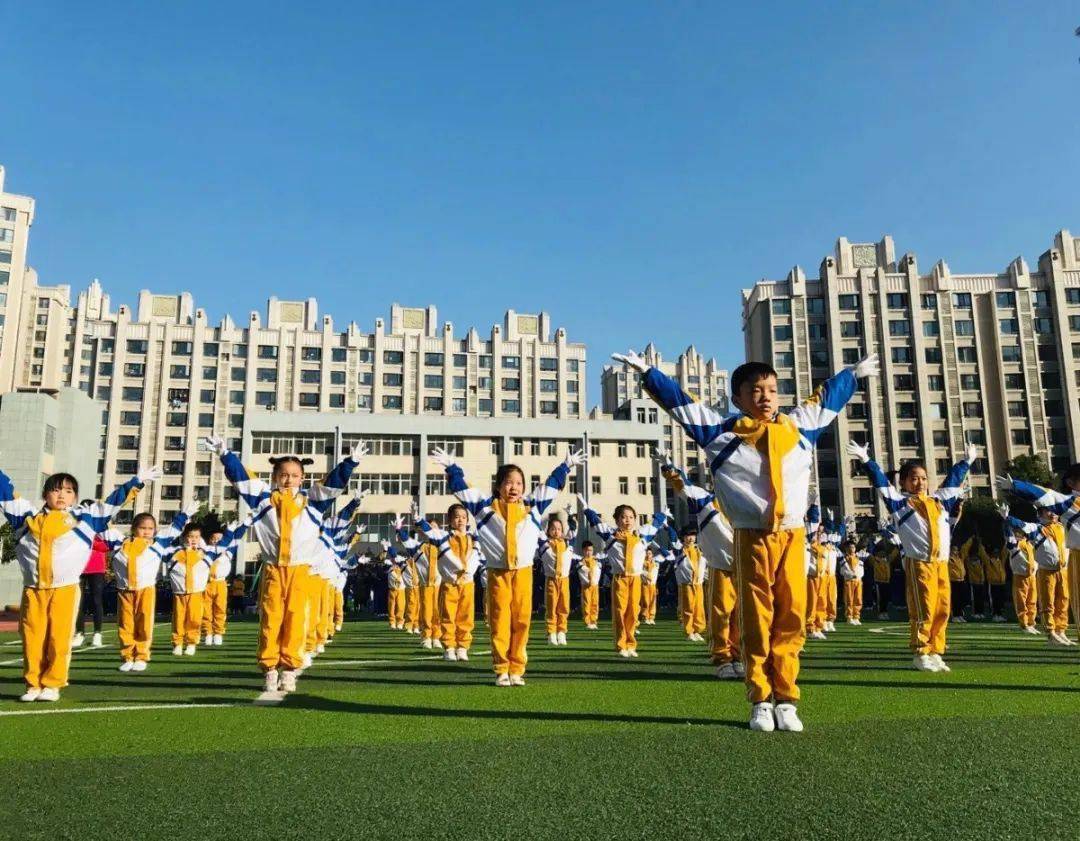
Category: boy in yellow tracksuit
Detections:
[
  {"x1": 1000, "y1": 505, "x2": 1073, "y2": 646},
  {"x1": 629, "y1": 348, "x2": 877, "y2": 731},
  {"x1": 397, "y1": 513, "x2": 444, "y2": 649},
  {"x1": 200, "y1": 516, "x2": 252, "y2": 646},
  {"x1": 640, "y1": 548, "x2": 661, "y2": 625},
  {"x1": 948, "y1": 535, "x2": 969, "y2": 623},
  {"x1": 538, "y1": 512, "x2": 579, "y2": 646},
  {"x1": 433, "y1": 445, "x2": 583, "y2": 686},
  {"x1": 102, "y1": 502, "x2": 197, "y2": 671},
  {"x1": 2, "y1": 464, "x2": 159, "y2": 702},
  {"x1": 1005, "y1": 527, "x2": 1039, "y2": 634},
  {"x1": 163, "y1": 522, "x2": 215, "y2": 655},
  {"x1": 577, "y1": 542, "x2": 602, "y2": 629},
  {"x1": 804, "y1": 505, "x2": 827, "y2": 641},
  {"x1": 415, "y1": 504, "x2": 482, "y2": 661},
  {"x1": 204, "y1": 435, "x2": 365, "y2": 694},
  {"x1": 839, "y1": 542, "x2": 864, "y2": 625},
  {"x1": 382, "y1": 544, "x2": 407, "y2": 628},
  {"x1": 668, "y1": 526, "x2": 707, "y2": 641},
  {"x1": 871, "y1": 526, "x2": 900, "y2": 620}
]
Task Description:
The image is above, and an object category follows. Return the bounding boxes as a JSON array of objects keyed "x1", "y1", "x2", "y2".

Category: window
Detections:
[
  {"x1": 1038, "y1": 344, "x2": 1057, "y2": 362},
  {"x1": 451, "y1": 375, "x2": 467, "y2": 389},
  {"x1": 383, "y1": 395, "x2": 402, "y2": 409},
  {"x1": 838, "y1": 295, "x2": 859, "y2": 311},
  {"x1": 808, "y1": 324, "x2": 827, "y2": 340},
  {"x1": 773, "y1": 325, "x2": 792, "y2": 341},
  {"x1": 960, "y1": 374, "x2": 980, "y2": 390},
  {"x1": 841, "y1": 322, "x2": 862, "y2": 338},
  {"x1": 165, "y1": 412, "x2": 187, "y2": 427},
  {"x1": 778, "y1": 379, "x2": 796, "y2": 395},
  {"x1": 198, "y1": 412, "x2": 214, "y2": 427},
  {"x1": 358, "y1": 371, "x2": 372, "y2": 386},
  {"x1": 453, "y1": 354, "x2": 467, "y2": 367},
  {"x1": 1004, "y1": 373, "x2": 1025, "y2": 390},
  {"x1": 932, "y1": 430, "x2": 948, "y2": 447},
  {"x1": 894, "y1": 375, "x2": 914, "y2": 391},
  {"x1": 296, "y1": 393, "x2": 317, "y2": 407},
  {"x1": 258, "y1": 345, "x2": 278, "y2": 359},
  {"x1": 617, "y1": 442, "x2": 628, "y2": 457},
  {"x1": 897, "y1": 403, "x2": 916, "y2": 419},
  {"x1": 953, "y1": 293, "x2": 972, "y2": 308},
  {"x1": 478, "y1": 376, "x2": 492, "y2": 389},
  {"x1": 0, "y1": 251, "x2": 10, "y2": 265},
  {"x1": 358, "y1": 349, "x2": 374, "y2": 363},
  {"x1": 231, "y1": 366, "x2": 247, "y2": 382},
  {"x1": 772, "y1": 299, "x2": 791, "y2": 315},
  {"x1": 384, "y1": 350, "x2": 403, "y2": 364},
  {"x1": 423, "y1": 396, "x2": 444, "y2": 411},
  {"x1": 590, "y1": 441, "x2": 601, "y2": 457},
  {"x1": 591, "y1": 476, "x2": 602, "y2": 495},
  {"x1": 925, "y1": 347, "x2": 942, "y2": 363},
  {"x1": 300, "y1": 370, "x2": 321, "y2": 384},
  {"x1": 886, "y1": 293, "x2": 908, "y2": 309},
  {"x1": 164, "y1": 436, "x2": 185, "y2": 451},
  {"x1": 567, "y1": 359, "x2": 580, "y2": 373},
  {"x1": 773, "y1": 351, "x2": 795, "y2": 368},
  {"x1": 299, "y1": 347, "x2": 321, "y2": 362},
  {"x1": 254, "y1": 368, "x2": 276, "y2": 383},
  {"x1": 540, "y1": 401, "x2": 557, "y2": 415},
  {"x1": 846, "y1": 402, "x2": 867, "y2": 419},
  {"x1": 502, "y1": 356, "x2": 520, "y2": 369},
  {"x1": 357, "y1": 394, "x2": 372, "y2": 410},
  {"x1": 478, "y1": 398, "x2": 493, "y2": 414},
  {"x1": 202, "y1": 365, "x2": 218, "y2": 380},
  {"x1": 424, "y1": 352, "x2": 444, "y2": 366},
  {"x1": 1044, "y1": 400, "x2": 1064, "y2": 417},
  {"x1": 1007, "y1": 402, "x2": 1027, "y2": 418},
  {"x1": 255, "y1": 391, "x2": 274, "y2": 407},
  {"x1": 539, "y1": 357, "x2": 558, "y2": 371},
  {"x1": 567, "y1": 380, "x2": 578, "y2": 394},
  {"x1": 963, "y1": 402, "x2": 982, "y2": 418},
  {"x1": 957, "y1": 347, "x2": 977, "y2": 363},
  {"x1": 891, "y1": 347, "x2": 912, "y2": 364},
  {"x1": 1034, "y1": 318, "x2": 1053, "y2": 335},
  {"x1": 502, "y1": 378, "x2": 520, "y2": 391},
  {"x1": 638, "y1": 477, "x2": 647, "y2": 494},
  {"x1": 810, "y1": 350, "x2": 829, "y2": 367},
  {"x1": 328, "y1": 394, "x2": 345, "y2": 408},
  {"x1": 1070, "y1": 316, "x2": 1080, "y2": 332},
  {"x1": 898, "y1": 430, "x2": 919, "y2": 447},
  {"x1": 120, "y1": 411, "x2": 141, "y2": 425},
  {"x1": 118, "y1": 435, "x2": 139, "y2": 450},
  {"x1": 199, "y1": 388, "x2": 215, "y2": 403},
  {"x1": 996, "y1": 292, "x2": 1016, "y2": 308},
  {"x1": 330, "y1": 371, "x2": 345, "y2": 385},
  {"x1": 1001, "y1": 345, "x2": 1021, "y2": 362},
  {"x1": 171, "y1": 341, "x2": 193, "y2": 355},
  {"x1": 842, "y1": 348, "x2": 860, "y2": 365},
  {"x1": 1012, "y1": 429, "x2": 1031, "y2": 446},
  {"x1": 123, "y1": 362, "x2": 145, "y2": 378},
  {"x1": 424, "y1": 374, "x2": 444, "y2": 389},
  {"x1": 122, "y1": 386, "x2": 144, "y2": 401},
  {"x1": 954, "y1": 320, "x2": 974, "y2": 336},
  {"x1": 479, "y1": 355, "x2": 492, "y2": 369},
  {"x1": 383, "y1": 373, "x2": 403, "y2": 387},
  {"x1": 920, "y1": 294, "x2": 937, "y2": 310},
  {"x1": 922, "y1": 322, "x2": 939, "y2": 337},
  {"x1": 232, "y1": 343, "x2": 248, "y2": 358},
  {"x1": 501, "y1": 400, "x2": 520, "y2": 413},
  {"x1": 540, "y1": 379, "x2": 558, "y2": 393},
  {"x1": 619, "y1": 477, "x2": 629, "y2": 494},
  {"x1": 331, "y1": 348, "x2": 346, "y2": 362},
  {"x1": 1067, "y1": 289, "x2": 1080, "y2": 305},
  {"x1": 807, "y1": 297, "x2": 825, "y2": 314},
  {"x1": 1033, "y1": 290, "x2": 1051, "y2": 308},
  {"x1": 126, "y1": 340, "x2": 148, "y2": 354},
  {"x1": 930, "y1": 403, "x2": 947, "y2": 420},
  {"x1": 927, "y1": 375, "x2": 944, "y2": 391}
]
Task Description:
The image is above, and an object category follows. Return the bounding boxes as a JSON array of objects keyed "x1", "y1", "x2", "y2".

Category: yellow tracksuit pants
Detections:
[
  {"x1": 201, "y1": 579, "x2": 228, "y2": 637},
  {"x1": 678, "y1": 583, "x2": 706, "y2": 636},
  {"x1": 582, "y1": 584, "x2": 599, "y2": 625},
  {"x1": 388, "y1": 589, "x2": 405, "y2": 627},
  {"x1": 641, "y1": 583, "x2": 658, "y2": 621},
  {"x1": 258, "y1": 563, "x2": 310, "y2": 672},
  {"x1": 544, "y1": 576, "x2": 570, "y2": 635},
  {"x1": 734, "y1": 528, "x2": 806, "y2": 705},
  {"x1": 20, "y1": 583, "x2": 80, "y2": 690},
  {"x1": 844, "y1": 579, "x2": 863, "y2": 621},
  {"x1": 406, "y1": 586, "x2": 420, "y2": 632},
  {"x1": 1012, "y1": 574, "x2": 1037, "y2": 628},
  {"x1": 117, "y1": 586, "x2": 156, "y2": 662},
  {"x1": 904, "y1": 558, "x2": 950, "y2": 656},
  {"x1": 819, "y1": 573, "x2": 837, "y2": 622},
  {"x1": 333, "y1": 589, "x2": 344, "y2": 629},
  {"x1": 1037, "y1": 569, "x2": 1069, "y2": 634},
  {"x1": 439, "y1": 581, "x2": 475, "y2": 650},
  {"x1": 304, "y1": 575, "x2": 327, "y2": 653},
  {"x1": 707, "y1": 568, "x2": 740, "y2": 665},
  {"x1": 805, "y1": 577, "x2": 821, "y2": 634},
  {"x1": 612, "y1": 573, "x2": 642, "y2": 652},
  {"x1": 489, "y1": 566, "x2": 532, "y2": 676},
  {"x1": 172, "y1": 593, "x2": 204, "y2": 646},
  {"x1": 322, "y1": 579, "x2": 334, "y2": 640},
  {"x1": 420, "y1": 584, "x2": 439, "y2": 641},
  {"x1": 1070, "y1": 551, "x2": 1080, "y2": 641}
]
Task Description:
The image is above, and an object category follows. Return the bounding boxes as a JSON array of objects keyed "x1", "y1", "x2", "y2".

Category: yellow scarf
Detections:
[
  {"x1": 684, "y1": 544, "x2": 702, "y2": 581},
  {"x1": 449, "y1": 531, "x2": 473, "y2": 584},
  {"x1": 174, "y1": 548, "x2": 202, "y2": 593},
  {"x1": 615, "y1": 531, "x2": 640, "y2": 573},
  {"x1": 733, "y1": 414, "x2": 800, "y2": 529},
  {"x1": 122, "y1": 537, "x2": 152, "y2": 589},
  {"x1": 422, "y1": 543, "x2": 440, "y2": 582},
  {"x1": 908, "y1": 494, "x2": 943, "y2": 560},
  {"x1": 1043, "y1": 523, "x2": 1067, "y2": 568},
  {"x1": 271, "y1": 490, "x2": 306, "y2": 565},
  {"x1": 549, "y1": 538, "x2": 566, "y2": 577},
  {"x1": 493, "y1": 499, "x2": 527, "y2": 567},
  {"x1": 27, "y1": 509, "x2": 75, "y2": 588}
]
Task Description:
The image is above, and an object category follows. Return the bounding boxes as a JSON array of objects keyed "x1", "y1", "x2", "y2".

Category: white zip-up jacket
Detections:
[
  {"x1": 102, "y1": 509, "x2": 191, "y2": 591},
  {"x1": 415, "y1": 521, "x2": 483, "y2": 583}
]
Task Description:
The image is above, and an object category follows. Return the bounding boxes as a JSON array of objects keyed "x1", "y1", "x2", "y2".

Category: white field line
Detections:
[{"x1": 0, "y1": 702, "x2": 236, "y2": 718}]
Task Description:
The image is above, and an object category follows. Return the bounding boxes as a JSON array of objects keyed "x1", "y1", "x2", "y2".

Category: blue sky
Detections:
[{"x1": 6, "y1": 2, "x2": 1080, "y2": 401}]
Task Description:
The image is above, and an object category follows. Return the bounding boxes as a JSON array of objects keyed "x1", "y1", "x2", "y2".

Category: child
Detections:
[
  {"x1": 1004, "y1": 523, "x2": 1039, "y2": 635},
  {"x1": 619, "y1": 347, "x2": 878, "y2": 732},
  {"x1": 537, "y1": 510, "x2": 579, "y2": 645},
  {"x1": 102, "y1": 501, "x2": 197, "y2": 671},
  {"x1": 432, "y1": 445, "x2": 583, "y2": 686},
  {"x1": 396, "y1": 510, "x2": 443, "y2": 648},
  {"x1": 805, "y1": 502, "x2": 828, "y2": 641},
  {"x1": 202, "y1": 435, "x2": 365, "y2": 694},
  {"x1": 415, "y1": 503, "x2": 483, "y2": 661},
  {"x1": 869, "y1": 524, "x2": 900, "y2": 619},
  {"x1": 163, "y1": 522, "x2": 214, "y2": 656},
  {"x1": 1, "y1": 464, "x2": 160, "y2": 701},
  {"x1": 818, "y1": 510, "x2": 842, "y2": 632},
  {"x1": 640, "y1": 547, "x2": 661, "y2": 625},
  {"x1": 999, "y1": 504, "x2": 1073, "y2": 646},
  {"x1": 579, "y1": 496, "x2": 665, "y2": 658},
  {"x1": 201, "y1": 517, "x2": 253, "y2": 646},
  {"x1": 577, "y1": 541, "x2": 602, "y2": 629},
  {"x1": 668, "y1": 526, "x2": 707, "y2": 642},
  {"x1": 848, "y1": 439, "x2": 976, "y2": 672},
  {"x1": 948, "y1": 534, "x2": 969, "y2": 623},
  {"x1": 838, "y1": 540, "x2": 864, "y2": 625},
  {"x1": 997, "y1": 466, "x2": 1080, "y2": 641},
  {"x1": 964, "y1": 534, "x2": 988, "y2": 620},
  {"x1": 382, "y1": 542, "x2": 407, "y2": 629},
  {"x1": 985, "y1": 541, "x2": 1009, "y2": 623},
  {"x1": 316, "y1": 494, "x2": 365, "y2": 647}
]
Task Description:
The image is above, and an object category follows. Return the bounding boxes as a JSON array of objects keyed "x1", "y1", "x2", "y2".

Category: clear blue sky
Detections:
[{"x1": 6, "y1": 2, "x2": 1079, "y2": 401}]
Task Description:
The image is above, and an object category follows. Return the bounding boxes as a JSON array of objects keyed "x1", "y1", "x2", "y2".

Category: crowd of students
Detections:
[{"x1": 2, "y1": 347, "x2": 1076, "y2": 732}]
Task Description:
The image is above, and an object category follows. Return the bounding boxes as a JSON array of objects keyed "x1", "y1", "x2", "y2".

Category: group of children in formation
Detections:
[{"x1": 3, "y1": 345, "x2": 1077, "y2": 731}]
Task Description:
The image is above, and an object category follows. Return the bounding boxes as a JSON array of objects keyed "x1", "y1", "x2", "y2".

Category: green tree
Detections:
[
  {"x1": 958, "y1": 453, "x2": 1057, "y2": 548},
  {"x1": 0, "y1": 521, "x2": 15, "y2": 564}
]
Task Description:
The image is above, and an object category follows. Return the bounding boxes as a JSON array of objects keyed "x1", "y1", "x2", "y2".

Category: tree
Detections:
[
  {"x1": 958, "y1": 453, "x2": 1056, "y2": 548},
  {"x1": 0, "y1": 521, "x2": 15, "y2": 564}
]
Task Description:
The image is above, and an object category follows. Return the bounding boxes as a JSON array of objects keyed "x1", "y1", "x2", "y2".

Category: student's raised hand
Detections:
[
  {"x1": 348, "y1": 441, "x2": 370, "y2": 462},
  {"x1": 576, "y1": 493, "x2": 590, "y2": 510},
  {"x1": 200, "y1": 435, "x2": 227, "y2": 455},
  {"x1": 852, "y1": 353, "x2": 880, "y2": 379},
  {"x1": 392, "y1": 515, "x2": 405, "y2": 532},
  {"x1": 137, "y1": 465, "x2": 163, "y2": 484},
  {"x1": 808, "y1": 487, "x2": 819, "y2": 507},
  {"x1": 430, "y1": 447, "x2": 454, "y2": 470},
  {"x1": 182, "y1": 500, "x2": 201, "y2": 517},
  {"x1": 611, "y1": 350, "x2": 648, "y2": 374},
  {"x1": 996, "y1": 503, "x2": 1010, "y2": 520},
  {"x1": 356, "y1": 487, "x2": 371, "y2": 501},
  {"x1": 964, "y1": 443, "x2": 979, "y2": 465},
  {"x1": 564, "y1": 448, "x2": 587, "y2": 469},
  {"x1": 380, "y1": 539, "x2": 391, "y2": 552},
  {"x1": 651, "y1": 446, "x2": 670, "y2": 465},
  {"x1": 994, "y1": 474, "x2": 1014, "y2": 492},
  {"x1": 846, "y1": 440, "x2": 871, "y2": 463}
]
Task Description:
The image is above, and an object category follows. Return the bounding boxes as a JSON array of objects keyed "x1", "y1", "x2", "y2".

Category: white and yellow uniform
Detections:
[
  {"x1": 1006, "y1": 532, "x2": 1037, "y2": 630},
  {"x1": 640, "y1": 553, "x2": 661, "y2": 622},
  {"x1": 417, "y1": 520, "x2": 483, "y2": 651},
  {"x1": 577, "y1": 553, "x2": 603, "y2": 627},
  {"x1": 399, "y1": 525, "x2": 443, "y2": 643},
  {"x1": 385, "y1": 552, "x2": 407, "y2": 628},
  {"x1": 200, "y1": 518, "x2": 251, "y2": 642},
  {"x1": 839, "y1": 551, "x2": 864, "y2": 622},
  {"x1": 163, "y1": 545, "x2": 213, "y2": 647},
  {"x1": 538, "y1": 528, "x2": 579, "y2": 637},
  {"x1": 1007, "y1": 515, "x2": 1070, "y2": 636},
  {"x1": 671, "y1": 537, "x2": 708, "y2": 638},
  {"x1": 0, "y1": 471, "x2": 143, "y2": 691}
]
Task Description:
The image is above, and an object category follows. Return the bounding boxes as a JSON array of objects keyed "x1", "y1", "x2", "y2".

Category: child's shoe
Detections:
[
  {"x1": 456, "y1": 648, "x2": 468, "y2": 661},
  {"x1": 749, "y1": 702, "x2": 775, "y2": 732},
  {"x1": 38, "y1": 688, "x2": 60, "y2": 702},
  {"x1": 774, "y1": 703, "x2": 804, "y2": 733},
  {"x1": 119, "y1": 660, "x2": 135, "y2": 672}
]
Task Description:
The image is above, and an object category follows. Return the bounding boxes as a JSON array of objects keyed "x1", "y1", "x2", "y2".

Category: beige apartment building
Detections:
[
  {"x1": 602, "y1": 345, "x2": 728, "y2": 473},
  {"x1": 742, "y1": 232, "x2": 1080, "y2": 517}
]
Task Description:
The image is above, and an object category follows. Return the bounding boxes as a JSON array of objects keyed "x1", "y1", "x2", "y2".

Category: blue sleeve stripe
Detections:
[{"x1": 709, "y1": 436, "x2": 743, "y2": 476}]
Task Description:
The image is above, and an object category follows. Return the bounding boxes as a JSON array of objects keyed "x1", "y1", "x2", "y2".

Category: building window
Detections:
[
  {"x1": 384, "y1": 350, "x2": 404, "y2": 364},
  {"x1": 501, "y1": 399, "x2": 520, "y2": 413},
  {"x1": 1011, "y1": 429, "x2": 1031, "y2": 446},
  {"x1": 807, "y1": 297, "x2": 825, "y2": 314},
  {"x1": 330, "y1": 371, "x2": 345, "y2": 385},
  {"x1": 255, "y1": 392, "x2": 275, "y2": 407},
  {"x1": 232, "y1": 366, "x2": 246, "y2": 381},
  {"x1": 636, "y1": 443, "x2": 646, "y2": 458},
  {"x1": 590, "y1": 441, "x2": 600, "y2": 457},
  {"x1": 810, "y1": 350, "x2": 828, "y2": 367},
  {"x1": 513, "y1": 440, "x2": 524, "y2": 456},
  {"x1": 960, "y1": 374, "x2": 980, "y2": 391},
  {"x1": 846, "y1": 402, "x2": 867, "y2": 420},
  {"x1": 300, "y1": 370, "x2": 321, "y2": 384},
  {"x1": 927, "y1": 375, "x2": 943, "y2": 391},
  {"x1": 1001, "y1": 345, "x2": 1021, "y2": 362},
  {"x1": 773, "y1": 325, "x2": 792, "y2": 341},
  {"x1": 954, "y1": 320, "x2": 974, "y2": 336},
  {"x1": 479, "y1": 355, "x2": 492, "y2": 369},
  {"x1": 925, "y1": 347, "x2": 942, "y2": 363},
  {"x1": 772, "y1": 299, "x2": 791, "y2": 315},
  {"x1": 897, "y1": 402, "x2": 916, "y2": 419},
  {"x1": 502, "y1": 356, "x2": 520, "y2": 369},
  {"x1": 1066, "y1": 288, "x2": 1080, "y2": 305},
  {"x1": 842, "y1": 348, "x2": 861, "y2": 365},
  {"x1": 171, "y1": 341, "x2": 193, "y2": 355},
  {"x1": 930, "y1": 403, "x2": 946, "y2": 420},
  {"x1": 502, "y1": 378, "x2": 520, "y2": 391},
  {"x1": 841, "y1": 322, "x2": 861, "y2": 338},
  {"x1": 383, "y1": 373, "x2": 403, "y2": 387},
  {"x1": 540, "y1": 379, "x2": 558, "y2": 393},
  {"x1": 619, "y1": 477, "x2": 629, "y2": 494},
  {"x1": 126, "y1": 340, "x2": 148, "y2": 354},
  {"x1": 298, "y1": 393, "x2": 319, "y2": 407},
  {"x1": 540, "y1": 401, "x2": 558, "y2": 415},
  {"x1": 1007, "y1": 402, "x2": 1027, "y2": 418},
  {"x1": 258, "y1": 345, "x2": 278, "y2": 359},
  {"x1": 1004, "y1": 373, "x2": 1025, "y2": 390},
  {"x1": 328, "y1": 394, "x2": 345, "y2": 408},
  {"x1": 452, "y1": 375, "x2": 467, "y2": 390},
  {"x1": 478, "y1": 399, "x2": 493, "y2": 414},
  {"x1": 953, "y1": 293, "x2": 972, "y2": 308},
  {"x1": 1034, "y1": 318, "x2": 1053, "y2": 335},
  {"x1": 922, "y1": 322, "x2": 939, "y2": 337},
  {"x1": 963, "y1": 402, "x2": 983, "y2": 418},
  {"x1": 539, "y1": 357, "x2": 558, "y2": 371},
  {"x1": 838, "y1": 295, "x2": 859, "y2": 311},
  {"x1": 358, "y1": 349, "x2": 374, "y2": 363},
  {"x1": 893, "y1": 375, "x2": 914, "y2": 391},
  {"x1": 1033, "y1": 290, "x2": 1051, "y2": 308},
  {"x1": 122, "y1": 386, "x2": 144, "y2": 401},
  {"x1": 256, "y1": 368, "x2": 277, "y2": 383},
  {"x1": 957, "y1": 347, "x2": 977, "y2": 363},
  {"x1": 886, "y1": 293, "x2": 908, "y2": 309},
  {"x1": 775, "y1": 351, "x2": 795, "y2": 368},
  {"x1": 383, "y1": 395, "x2": 402, "y2": 409},
  {"x1": 996, "y1": 292, "x2": 1016, "y2": 308},
  {"x1": 1042, "y1": 371, "x2": 1061, "y2": 389},
  {"x1": 424, "y1": 374, "x2": 444, "y2": 389},
  {"x1": 898, "y1": 430, "x2": 919, "y2": 447},
  {"x1": 424, "y1": 396, "x2": 444, "y2": 411},
  {"x1": 591, "y1": 476, "x2": 602, "y2": 495},
  {"x1": 891, "y1": 347, "x2": 912, "y2": 364},
  {"x1": 808, "y1": 324, "x2": 827, "y2": 340},
  {"x1": 453, "y1": 353, "x2": 467, "y2": 367},
  {"x1": 932, "y1": 431, "x2": 948, "y2": 447}
]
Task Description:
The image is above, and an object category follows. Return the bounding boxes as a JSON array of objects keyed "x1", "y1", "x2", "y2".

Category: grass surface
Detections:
[{"x1": 1, "y1": 613, "x2": 1078, "y2": 840}]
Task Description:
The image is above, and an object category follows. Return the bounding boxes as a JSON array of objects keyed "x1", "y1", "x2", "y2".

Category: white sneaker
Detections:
[
  {"x1": 556, "y1": 632, "x2": 567, "y2": 646},
  {"x1": 733, "y1": 660, "x2": 745, "y2": 677},
  {"x1": 412, "y1": 628, "x2": 421, "y2": 636},
  {"x1": 38, "y1": 687, "x2": 60, "y2": 702},
  {"x1": 433, "y1": 639, "x2": 443, "y2": 649},
  {"x1": 913, "y1": 654, "x2": 938, "y2": 672},
  {"x1": 1063, "y1": 634, "x2": 1078, "y2": 647},
  {"x1": 715, "y1": 662, "x2": 738, "y2": 680},
  {"x1": 184, "y1": 644, "x2": 196, "y2": 656},
  {"x1": 1023, "y1": 625, "x2": 1039, "y2": 635},
  {"x1": 509, "y1": 674, "x2": 526, "y2": 686},
  {"x1": 316, "y1": 644, "x2": 325, "y2": 654},
  {"x1": 993, "y1": 615, "x2": 1007, "y2": 624},
  {"x1": 279, "y1": 669, "x2": 298, "y2": 693},
  {"x1": 119, "y1": 660, "x2": 135, "y2": 672},
  {"x1": 72, "y1": 633, "x2": 85, "y2": 647},
  {"x1": 456, "y1": 648, "x2": 468, "y2": 661},
  {"x1": 931, "y1": 654, "x2": 951, "y2": 673},
  {"x1": 172, "y1": 645, "x2": 183, "y2": 656},
  {"x1": 1049, "y1": 633, "x2": 1070, "y2": 647},
  {"x1": 628, "y1": 649, "x2": 639, "y2": 658},
  {"x1": 618, "y1": 649, "x2": 632, "y2": 658},
  {"x1": 263, "y1": 669, "x2": 280, "y2": 692},
  {"x1": 547, "y1": 633, "x2": 558, "y2": 645},
  {"x1": 302, "y1": 653, "x2": 313, "y2": 670},
  {"x1": 878, "y1": 612, "x2": 889, "y2": 620},
  {"x1": 774, "y1": 703, "x2": 804, "y2": 733},
  {"x1": 444, "y1": 648, "x2": 458, "y2": 661},
  {"x1": 214, "y1": 634, "x2": 224, "y2": 646},
  {"x1": 421, "y1": 638, "x2": 434, "y2": 649},
  {"x1": 495, "y1": 673, "x2": 512, "y2": 687},
  {"x1": 811, "y1": 631, "x2": 827, "y2": 641},
  {"x1": 19, "y1": 688, "x2": 42, "y2": 702},
  {"x1": 827, "y1": 621, "x2": 837, "y2": 632},
  {"x1": 91, "y1": 632, "x2": 104, "y2": 648},
  {"x1": 132, "y1": 660, "x2": 148, "y2": 672},
  {"x1": 749, "y1": 702, "x2": 775, "y2": 732},
  {"x1": 335, "y1": 624, "x2": 343, "y2": 632},
  {"x1": 954, "y1": 615, "x2": 967, "y2": 624}
]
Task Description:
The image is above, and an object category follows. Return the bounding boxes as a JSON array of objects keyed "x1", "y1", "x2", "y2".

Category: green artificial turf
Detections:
[{"x1": 1, "y1": 614, "x2": 1078, "y2": 840}]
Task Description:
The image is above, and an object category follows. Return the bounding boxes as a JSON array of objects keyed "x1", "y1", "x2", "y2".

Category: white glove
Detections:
[
  {"x1": 348, "y1": 441, "x2": 369, "y2": 462},
  {"x1": 137, "y1": 465, "x2": 163, "y2": 484},
  {"x1": 663, "y1": 507, "x2": 672, "y2": 520},
  {"x1": 852, "y1": 353, "x2": 880, "y2": 379},
  {"x1": 652, "y1": 446, "x2": 670, "y2": 464},
  {"x1": 610, "y1": 350, "x2": 648, "y2": 374},
  {"x1": 808, "y1": 487, "x2": 819, "y2": 507},
  {"x1": 430, "y1": 447, "x2": 454, "y2": 470},
  {"x1": 380, "y1": 539, "x2": 391, "y2": 552},
  {"x1": 846, "y1": 440, "x2": 871, "y2": 463},
  {"x1": 181, "y1": 501, "x2": 201, "y2": 517},
  {"x1": 964, "y1": 443, "x2": 979, "y2": 465},
  {"x1": 200, "y1": 435, "x2": 226, "y2": 455},
  {"x1": 564, "y1": 448, "x2": 587, "y2": 469},
  {"x1": 826, "y1": 508, "x2": 834, "y2": 521},
  {"x1": 356, "y1": 487, "x2": 370, "y2": 501},
  {"x1": 409, "y1": 499, "x2": 419, "y2": 517},
  {"x1": 576, "y1": 493, "x2": 590, "y2": 510},
  {"x1": 996, "y1": 503, "x2": 1010, "y2": 520},
  {"x1": 392, "y1": 515, "x2": 405, "y2": 532},
  {"x1": 994, "y1": 474, "x2": 1014, "y2": 492}
]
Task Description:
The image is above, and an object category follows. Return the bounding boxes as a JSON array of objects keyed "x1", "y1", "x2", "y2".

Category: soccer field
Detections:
[{"x1": 1, "y1": 616, "x2": 1078, "y2": 841}]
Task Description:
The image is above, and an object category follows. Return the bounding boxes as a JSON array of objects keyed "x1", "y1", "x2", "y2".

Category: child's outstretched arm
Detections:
[
  {"x1": 432, "y1": 448, "x2": 492, "y2": 518},
  {"x1": 639, "y1": 508, "x2": 669, "y2": 543},
  {"x1": 0, "y1": 466, "x2": 37, "y2": 530},
  {"x1": 846, "y1": 441, "x2": 907, "y2": 516},
  {"x1": 80, "y1": 466, "x2": 162, "y2": 533},
  {"x1": 936, "y1": 444, "x2": 976, "y2": 516},
  {"x1": 577, "y1": 494, "x2": 613, "y2": 539},
  {"x1": 154, "y1": 501, "x2": 200, "y2": 552},
  {"x1": 201, "y1": 436, "x2": 272, "y2": 510},
  {"x1": 997, "y1": 503, "x2": 1038, "y2": 539},
  {"x1": 308, "y1": 442, "x2": 368, "y2": 515},
  {"x1": 995, "y1": 473, "x2": 1075, "y2": 515},
  {"x1": 788, "y1": 354, "x2": 878, "y2": 445},
  {"x1": 526, "y1": 449, "x2": 585, "y2": 516}
]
